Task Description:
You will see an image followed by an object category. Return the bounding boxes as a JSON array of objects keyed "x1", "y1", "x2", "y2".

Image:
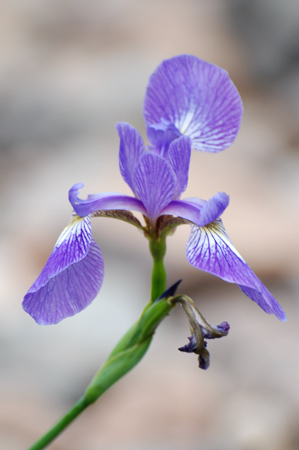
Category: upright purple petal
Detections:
[
  {"x1": 133, "y1": 153, "x2": 176, "y2": 222},
  {"x1": 146, "y1": 121, "x2": 181, "y2": 157},
  {"x1": 161, "y1": 192, "x2": 229, "y2": 227},
  {"x1": 116, "y1": 122, "x2": 146, "y2": 192},
  {"x1": 69, "y1": 183, "x2": 147, "y2": 217},
  {"x1": 23, "y1": 216, "x2": 104, "y2": 324},
  {"x1": 144, "y1": 54, "x2": 243, "y2": 153},
  {"x1": 186, "y1": 219, "x2": 286, "y2": 321},
  {"x1": 167, "y1": 136, "x2": 192, "y2": 199}
]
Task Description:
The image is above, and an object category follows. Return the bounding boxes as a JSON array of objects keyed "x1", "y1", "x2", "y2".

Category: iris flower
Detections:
[{"x1": 23, "y1": 55, "x2": 286, "y2": 325}]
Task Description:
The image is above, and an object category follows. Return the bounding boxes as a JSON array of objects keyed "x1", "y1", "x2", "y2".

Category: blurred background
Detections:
[{"x1": 1, "y1": 1, "x2": 299, "y2": 449}]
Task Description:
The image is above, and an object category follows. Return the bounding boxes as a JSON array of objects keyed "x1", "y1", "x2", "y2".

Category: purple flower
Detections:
[{"x1": 23, "y1": 55, "x2": 286, "y2": 325}]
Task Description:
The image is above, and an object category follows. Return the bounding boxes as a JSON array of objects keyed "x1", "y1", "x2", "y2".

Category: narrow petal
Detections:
[
  {"x1": 133, "y1": 153, "x2": 176, "y2": 221},
  {"x1": 167, "y1": 136, "x2": 192, "y2": 199},
  {"x1": 161, "y1": 192, "x2": 229, "y2": 227},
  {"x1": 69, "y1": 183, "x2": 147, "y2": 217},
  {"x1": 116, "y1": 122, "x2": 146, "y2": 192},
  {"x1": 144, "y1": 54, "x2": 243, "y2": 153},
  {"x1": 186, "y1": 219, "x2": 286, "y2": 321},
  {"x1": 23, "y1": 216, "x2": 104, "y2": 324}
]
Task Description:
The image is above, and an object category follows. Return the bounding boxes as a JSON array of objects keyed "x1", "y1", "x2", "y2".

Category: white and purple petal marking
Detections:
[
  {"x1": 186, "y1": 219, "x2": 286, "y2": 321},
  {"x1": 144, "y1": 54, "x2": 243, "y2": 153},
  {"x1": 23, "y1": 215, "x2": 104, "y2": 325}
]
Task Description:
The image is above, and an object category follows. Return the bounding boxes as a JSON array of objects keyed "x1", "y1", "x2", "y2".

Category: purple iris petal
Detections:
[
  {"x1": 69, "y1": 183, "x2": 147, "y2": 217},
  {"x1": 184, "y1": 192, "x2": 229, "y2": 225},
  {"x1": 133, "y1": 152, "x2": 176, "y2": 222},
  {"x1": 146, "y1": 120, "x2": 181, "y2": 157},
  {"x1": 23, "y1": 217, "x2": 104, "y2": 325},
  {"x1": 161, "y1": 192, "x2": 229, "y2": 227},
  {"x1": 116, "y1": 122, "x2": 146, "y2": 192},
  {"x1": 186, "y1": 219, "x2": 286, "y2": 321},
  {"x1": 167, "y1": 136, "x2": 192, "y2": 199},
  {"x1": 144, "y1": 54, "x2": 243, "y2": 153}
]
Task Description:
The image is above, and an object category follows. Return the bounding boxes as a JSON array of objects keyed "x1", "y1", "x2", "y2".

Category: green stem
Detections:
[
  {"x1": 26, "y1": 237, "x2": 169, "y2": 450},
  {"x1": 149, "y1": 236, "x2": 167, "y2": 301},
  {"x1": 27, "y1": 397, "x2": 88, "y2": 450}
]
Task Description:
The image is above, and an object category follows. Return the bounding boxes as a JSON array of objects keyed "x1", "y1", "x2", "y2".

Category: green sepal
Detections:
[
  {"x1": 84, "y1": 338, "x2": 152, "y2": 404},
  {"x1": 84, "y1": 297, "x2": 174, "y2": 404},
  {"x1": 108, "y1": 294, "x2": 174, "y2": 361},
  {"x1": 135, "y1": 298, "x2": 173, "y2": 342},
  {"x1": 107, "y1": 321, "x2": 140, "y2": 360}
]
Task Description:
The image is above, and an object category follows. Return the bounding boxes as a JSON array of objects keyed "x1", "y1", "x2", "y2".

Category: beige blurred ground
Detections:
[{"x1": 0, "y1": 1, "x2": 299, "y2": 449}]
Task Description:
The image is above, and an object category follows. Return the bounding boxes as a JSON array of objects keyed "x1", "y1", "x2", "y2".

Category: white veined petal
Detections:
[
  {"x1": 186, "y1": 219, "x2": 286, "y2": 321},
  {"x1": 23, "y1": 215, "x2": 104, "y2": 324}
]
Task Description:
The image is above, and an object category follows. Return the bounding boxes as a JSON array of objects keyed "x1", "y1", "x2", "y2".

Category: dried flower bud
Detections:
[{"x1": 170, "y1": 295, "x2": 230, "y2": 370}]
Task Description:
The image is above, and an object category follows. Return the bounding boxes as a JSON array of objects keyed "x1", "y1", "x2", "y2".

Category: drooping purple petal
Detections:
[
  {"x1": 133, "y1": 153, "x2": 176, "y2": 222},
  {"x1": 23, "y1": 216, "x2": 104, "y2": 324},
  {"x1": 161, "y1": 192, "x2": 229, "y2": 227},
  {"x1": 167, "y1": 136, "x2": 192, "y2": 199},
  {"x1": 186, "y1": 219, "x2": 286, "y2": 321},
  {"x1": 116, "y1": 122, "x2": 146, "y2": 192},
  {"x1": 69, "y1": 183, "x2": 147, "y2": 217},
  {"x1": 144, "y1": 54, "x2": 243, "y2": 153}
]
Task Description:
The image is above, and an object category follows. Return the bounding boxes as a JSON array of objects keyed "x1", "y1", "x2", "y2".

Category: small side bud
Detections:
[{"x1": 158, "y1": 279, "x2": 182, "y2": 300}]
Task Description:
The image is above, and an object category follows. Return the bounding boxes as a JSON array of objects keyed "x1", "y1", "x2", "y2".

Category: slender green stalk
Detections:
[
  {"x1": 149, "y1": 236, "x2": 167, "y2": 301},
  {"x1": 26, "y1": 237, "x2": 169, "y2": 450},
  {"x1": 27, "y1": 397, "x2": 88, "y2": 450},
  {"x1": 84, "y1": 339, "x2": 152, "y2": 404}
]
